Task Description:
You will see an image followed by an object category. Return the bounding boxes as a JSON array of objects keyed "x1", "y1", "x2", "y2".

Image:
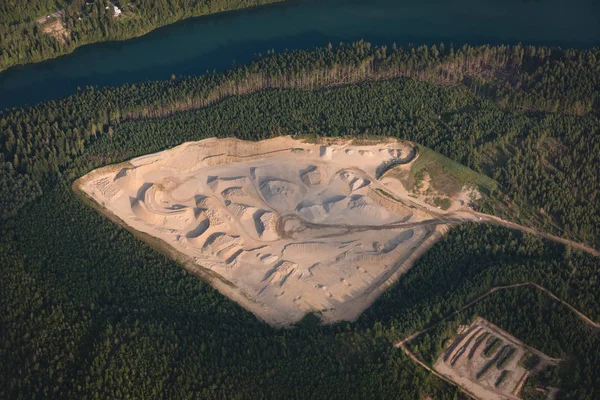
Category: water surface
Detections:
[{"x1": 1, "y1": 0, "x2": 599, "y2": 110}]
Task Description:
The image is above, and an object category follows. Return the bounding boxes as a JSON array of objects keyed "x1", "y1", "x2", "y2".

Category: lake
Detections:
[{"x1": 1, "y1": 0, "x2": 599, "y2": 110}]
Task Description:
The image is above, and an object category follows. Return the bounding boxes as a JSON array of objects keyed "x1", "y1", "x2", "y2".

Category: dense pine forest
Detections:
[
  {"x1": 0, "y1": 0, "x2": 281, "y2": 71},
  {"x1": 1, "y1": 41, "x2": 599, "y2": 398},
  {"x1": 2, "y1": 186, "x2": 598, "y2": 398}
]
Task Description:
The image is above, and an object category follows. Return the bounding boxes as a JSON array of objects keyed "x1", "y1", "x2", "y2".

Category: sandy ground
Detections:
[
  {"x1": 433, "y1": 318, "x2": 559, "y2": 400},
  {"x1": 77, "y1": 136, "x2": 471, "y2": 326},
  {"x1": 37, "y1": 11, "x2": 68, "y2": 44},
  {"x1": 76, "y1": 136, "x2": 599, "y2": 326}
]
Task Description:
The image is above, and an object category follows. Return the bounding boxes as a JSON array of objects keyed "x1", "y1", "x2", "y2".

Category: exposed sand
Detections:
[
  {"x1": 77, "y1": 136, "x2": 456, "y2": 326},
  {"x1": 37, "y1": 11, "x2": 68, "y2": 44},
  {"x1": 434, "y1": 318, "x2": 560, "y2": 400}
]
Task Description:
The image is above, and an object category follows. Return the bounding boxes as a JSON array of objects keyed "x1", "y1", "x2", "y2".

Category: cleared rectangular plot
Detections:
[{"x1": 434, "y1": 318, "x2": 559, "y2": 400}]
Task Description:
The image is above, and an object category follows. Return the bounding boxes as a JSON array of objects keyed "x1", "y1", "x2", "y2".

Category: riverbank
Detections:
[
  {"x1": 0, "y1": 0, "x2": 283, "y2": 73},
  {"x1": 2, "y1": 0, "x2": 599, "y2": 110}
]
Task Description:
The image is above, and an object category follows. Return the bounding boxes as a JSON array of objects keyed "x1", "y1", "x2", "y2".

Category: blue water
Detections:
[{"x1": 1, "y1": 0, "x2": 599, "y2": 110}]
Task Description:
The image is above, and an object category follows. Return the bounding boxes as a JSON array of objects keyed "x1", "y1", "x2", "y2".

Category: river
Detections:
[{"x1": 1, "y1": 0, "x2": 598, "y2": 110}]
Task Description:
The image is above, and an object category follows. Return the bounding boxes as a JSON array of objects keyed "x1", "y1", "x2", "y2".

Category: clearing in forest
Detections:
[
  {"x1": 76, "y1": 137, "x2": 484, "y2": 326},
  {"x1": 434, "y1": 318, "x2": 559, "y2": 400},
  {"x1": 36, "y1": 11, "x2": 69, "y2": 44}
]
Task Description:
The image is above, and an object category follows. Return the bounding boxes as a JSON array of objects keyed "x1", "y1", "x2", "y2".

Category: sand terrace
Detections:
[
  {"x1": 434, "y1": 318, "x2": 559, "y2": 400},
  {"x1": 77, "y1": 137, "x2": 468, "y2": 326}
]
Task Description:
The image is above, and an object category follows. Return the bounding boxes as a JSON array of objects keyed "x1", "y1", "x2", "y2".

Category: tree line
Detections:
[
  {"x1": 1, "y1": 42, "x2": 599, "y2": 246},
  {"x1": 1, "y1": 179, "x2": 598, "y2": 398},
  {"x1": 0, "y1": 0, "x2": 281, "y2": 71}
]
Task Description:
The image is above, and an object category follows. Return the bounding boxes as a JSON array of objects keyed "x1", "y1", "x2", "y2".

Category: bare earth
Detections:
[
  {"x1": 76, "y1": 136, "x2": 599, "y2": 326},
  {"x1": 77, "y1": 137, "x2": 468, "y2": 326},
  {"x1": 37, "y1": 11, "x2": 68, "y2": 44},
  {"x1": 434, "y1": 318, "x2": 560, "y2": 400}
]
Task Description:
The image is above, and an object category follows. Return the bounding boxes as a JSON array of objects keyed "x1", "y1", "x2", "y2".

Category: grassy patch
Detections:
[
  {"x1": 432, "y1": 196, "x2": 452, "y2": 210},
  {"x1": 396, "y1": 144, "x2": 498, "y2": 196},
  {"x1": 496, "y1": 346, "x2": 516, "y2": 369},
  {"x1": 468, "y1": 331, "x2": 490, "y2": 359},
  {"x1": 478, "y1": 344, "x2": 508, "y2": 380},
  {"x1": 495, "y1": 370, "x2": 511, "y2": 387},
  {"x1": 376, "y1": 188, "x2": 402, "y2": 203},
  {"x1": 519, "y1": 352, "x2": 541, "y2": 370},
  {"x1": 483, "y1": 337, "x2": 502, "y2": 358}
]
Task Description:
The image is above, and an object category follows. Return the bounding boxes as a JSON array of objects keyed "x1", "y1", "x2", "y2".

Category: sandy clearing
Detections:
[
  {"x1": 77, "y1": 136, "x2": 454, "y2": 326},
  {"x1": 395, "y1": 282, "x2": 600, "y2": 400},
  {"x1": 76, "y1": 136, "x2": 598, "y2": 327},
  {"x1": 37, "y1": 11, "x2": 68, "y2": 44},
  {"x1": 433, "y1": 318, "x2": 560, "y2": 400}
]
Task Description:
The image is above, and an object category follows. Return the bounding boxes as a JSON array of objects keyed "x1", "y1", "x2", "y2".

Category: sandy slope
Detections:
[
  {"x1": 434, "y1": 318, "x2": 559, "y2": 400},
  {"x1": 77, "y1": 137, "x2": 473, "y2": 326}
]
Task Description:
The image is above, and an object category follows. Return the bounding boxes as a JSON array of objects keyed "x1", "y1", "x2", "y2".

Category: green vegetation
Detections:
[
  {"x1": 2, "y1": 42, "x2": 598, "y2": 246},
  {"x1": 468, "y1": 332, "x2": 489, "y2": 359},
  {"x1": 405, "y1": 281, "x2": 599, "y2": 399},
  {"x1": 432, "y1": 196, "x2": 452, "y2": 211},
  {"x1": 0, "y1": 181, "x2": 470, "y2": 400},
  {"x1": 521, "y1": 368, "x2": 560, "y2": 400},
  {"x1": 375, "y1": 188, "x2": 403, "y2": 203},
  {"x1": 497, "y1": 346, "x2": 516, "y2": 369},
  {"x1": 477, "y1": 345, "x2": 514, "y2": 380},
  {"x1": 477, "y1": 352, "x2": 501, "y2": 379},
  {"x1": 2, "y1": 190, "x2": 600, "y2": 398},
  {"x1": 495, "y1": 370, "x2": 511, "y2": 387},
  {"x1": 519, "y1": 352, "x2": 541, "y2": 371},
  {"x1": 397, "y1": 144, "x2": 498, "y2": 197},
  {"x1": 1, "y1": 41, "x2": 599, "y2": 399},
  {"x1": 0, "y1": 0, "x2": 281, "y2": 71},
  {"x1": 374, "y1": 222, "x2": 599, "y2": 398},
  {"x1": 483, "y1": 337, "x2": 503, "y2": 358}
]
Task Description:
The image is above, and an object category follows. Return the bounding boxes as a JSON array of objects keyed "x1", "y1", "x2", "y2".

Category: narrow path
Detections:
[
  {"x1": 397, "y1": 282, "x2": 599, "y2": 348},
  {"x1": 397, "y1": 341, "x2": 478, "y2": 400},
  {"x1": 349, "y1": 166, "x2": 600, "y2": 258},
  {"x1": 526, "y1": 282, "x2": 600, "y2": 330},
  {"x1": 467, "y1": 211, "x2": 600, "y2": 258},
  {"x1": 394, "y1": 282, "x2": 599, "y2": 400},
  {"x1": 394, "y1": 283, "x2": 599, "y2": 399}
]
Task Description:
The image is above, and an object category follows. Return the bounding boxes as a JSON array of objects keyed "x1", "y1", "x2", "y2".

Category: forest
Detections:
[
  {"x1": 2, "y1": 42, "x2": 599, "y2": 245},
  {"x1": 408, "y1": 284, "x2": 600, "y2": 400},
  {"x1": 0, "y1": 0, "x2": 281, "y2": 71},
  {"x1": 0, "y1": 41, "x2": 599, "y2": 398},
  {"x1": 1, "y1": 184, "x2": 598, "y2": 398}
]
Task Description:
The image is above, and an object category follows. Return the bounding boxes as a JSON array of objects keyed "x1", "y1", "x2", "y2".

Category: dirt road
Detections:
[
  {"x1": 397, "y1": 340, "x2": 478, "y2": 400},
  {"x1": 342, "y1": 166, "x2": 600, "y2": 257},
  {"x1": 396, "y1": 282, "x2": 600, "y2": 348},
  {"x1": 394, "y1": 282, "x2": 599, "y2": 400}
]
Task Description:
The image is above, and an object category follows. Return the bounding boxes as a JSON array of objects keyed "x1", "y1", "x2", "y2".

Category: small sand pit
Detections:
[
  {"x1": 78, "y1": 136, "x2": 445, "y2": 326},
  {"x1": 434, "y1": 318, "x2": 559, "y2": 400}
]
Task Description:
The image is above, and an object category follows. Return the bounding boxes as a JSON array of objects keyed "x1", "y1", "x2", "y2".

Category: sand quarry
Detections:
[
  {"x1": 78, "y1": 136, "x2": 477, "y2": 326},
  {"x1": 434, "y1": 318, "x2": 559, "y2": 400}
]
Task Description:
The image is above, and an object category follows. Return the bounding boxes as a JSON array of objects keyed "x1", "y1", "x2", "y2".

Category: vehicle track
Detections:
[{"x1": 394, "y1": 282, "x2": 599, "y2": 400}]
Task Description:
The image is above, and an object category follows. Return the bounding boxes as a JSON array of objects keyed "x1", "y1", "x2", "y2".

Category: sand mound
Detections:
[
  {"x1": 221, "y1": 187, "x2": 246, "y2": 198},
  {"x1": 300, "y1": 165, "x2": 324, "y2": 186},
  {"x1": 91, "y1": 177, "x2": 122, "y2": 200},
  {"x1": 79, "y1": 136, "x2": 449, "y2": 326},
  {"x1": 186, "y1": 218, "x2": 210, "y2": 238},
  {"x1": 253, "y1": 210, "x2": 278, "y2": 240},
  {"x1": 259, "y1": 179, "x2": 306, "y2": 211},
  {"x1": 226, "y1": 202, "x2": 253, "y2": 218},
  {"x1": 339, "y1": 171, "x2": 370, "y2": 192},
  {"x1": 263, "y1": 260, "x2": 298, "y2": 286}
]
